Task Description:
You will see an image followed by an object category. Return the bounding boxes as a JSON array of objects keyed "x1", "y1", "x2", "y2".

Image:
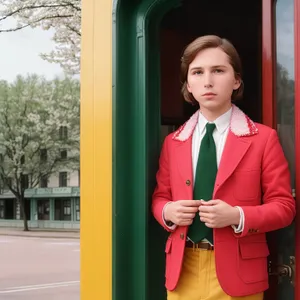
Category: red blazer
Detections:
[{"x1": 152, "y1": 105, "x2": 295, "y2": 297}]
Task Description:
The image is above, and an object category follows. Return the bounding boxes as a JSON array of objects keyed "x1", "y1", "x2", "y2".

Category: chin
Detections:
[
  {"x1": 200, "y1": 101, "x2": 230, "y2": 111},
  {"x1": 200, "y1": 102, "x2": 220, "y2": 110}
]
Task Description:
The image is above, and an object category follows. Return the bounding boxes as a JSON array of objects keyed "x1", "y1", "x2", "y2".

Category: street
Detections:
[{"x1": 0, "y1": 235, "x2": 79, "y2": 299}]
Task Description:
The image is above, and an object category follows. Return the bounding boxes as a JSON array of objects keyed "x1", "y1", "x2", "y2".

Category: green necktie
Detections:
[{"x1": 188, "y1": 123, "x2": 217, "y2": 244}]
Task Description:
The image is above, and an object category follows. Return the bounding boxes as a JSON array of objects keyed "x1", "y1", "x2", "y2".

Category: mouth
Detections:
[{"x1": 202, "y1": 93, "x2": 217, "y2": 96}]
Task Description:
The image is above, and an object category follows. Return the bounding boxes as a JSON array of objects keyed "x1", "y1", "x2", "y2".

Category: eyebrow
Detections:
[{"x1": 189, "y1": 65, "x2": 228, "y2": 71}]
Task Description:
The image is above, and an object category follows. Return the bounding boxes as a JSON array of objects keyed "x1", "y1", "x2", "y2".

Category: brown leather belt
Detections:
[{"x1": 185, "y1": 240, "x2": 214, "y2": 250}]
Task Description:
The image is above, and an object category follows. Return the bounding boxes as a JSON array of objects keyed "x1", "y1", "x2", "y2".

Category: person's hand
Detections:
[
  {"x1": 198, "y1": 199, "x2": 240, "y2": 228},
  {"x1": 164, "y1": 200, "x2": 201, "y2": 226}
]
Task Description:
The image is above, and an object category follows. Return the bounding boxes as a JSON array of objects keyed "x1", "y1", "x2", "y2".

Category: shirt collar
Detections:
[{"x1": 197, "y1": 107, "x2": 232, "y2": 135}]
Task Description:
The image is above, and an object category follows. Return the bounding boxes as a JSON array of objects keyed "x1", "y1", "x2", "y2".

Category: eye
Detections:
[
  {"x1": 192, "y1": 70, "x2": 202, "y2": 75},
  {"x1": 213, "y1": 69, "x2": 224, "y2": 73}
]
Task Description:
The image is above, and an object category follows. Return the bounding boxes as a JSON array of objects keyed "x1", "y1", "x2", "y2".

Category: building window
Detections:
[
  {"x1": 0, "y1": 199, "x2": 14, "y2": 219},
  {"x1": 40, "y1": 149, "x2": 47, "y2": 162},
  {"x1": 21, "y1": 155, "x2": 25, "y2": 165},
  {"x1": 75, "y1": 198, "x2": 80, "y2": 221},
  {"x1": 21, "y1": 174, "x2": 29, "y2": 189},
  {"x1": 60, "y1": 149, "x2": 67, "y2": 160},
  {"x1": 59, "y1": 172, "x2": 68, "y2": 187},
  {"x1": 59, "y1": 126, "x2": 68, "y2": 140},
  {"x1": 40, "y1": 175, "x2": 48, "y2": 188},
  {"x1": 37, "y1": 199, "x2": 50, "y2": 220},
  {"x1": 64, "y1": 200, "x2": 71, "y2": 220},
  {"x1": 0, "y1": 200, "x2": 4, "y2": 219},
  {"x1": 54, "y1": 198, "x2": 71, "y2": 221}
]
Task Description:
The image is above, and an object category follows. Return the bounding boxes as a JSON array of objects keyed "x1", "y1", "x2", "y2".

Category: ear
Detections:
[{"x1": 233, "y1": 77, "x2": 241, "y2": 90}]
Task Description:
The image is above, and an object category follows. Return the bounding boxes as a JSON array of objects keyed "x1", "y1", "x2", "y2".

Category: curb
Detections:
[{"x1": 0, "y1": 232, "x2": 80, "y2": 239}]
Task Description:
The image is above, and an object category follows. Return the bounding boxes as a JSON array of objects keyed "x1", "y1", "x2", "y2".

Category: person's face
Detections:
[{"x1": 187, "y1": 47, "x2": 241, "y2": 118}]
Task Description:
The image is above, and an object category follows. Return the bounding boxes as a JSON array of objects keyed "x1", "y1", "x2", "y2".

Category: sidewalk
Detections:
[{"x1": 0, "y1": 227, "x2": 80, "y2": 239}]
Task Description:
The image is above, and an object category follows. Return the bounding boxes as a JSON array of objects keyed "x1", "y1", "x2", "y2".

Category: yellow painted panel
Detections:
[{"x1": 80, "y1": 0, "x2": 112, "y2": 299}]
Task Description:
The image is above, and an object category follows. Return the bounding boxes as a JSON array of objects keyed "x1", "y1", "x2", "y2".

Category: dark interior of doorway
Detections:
[
  {"x1": 160, "y1": 0, "x2": 262, "y2": 128},
  {"x1": 148, "y1": 1, "x2": 262, "y2": 300}
]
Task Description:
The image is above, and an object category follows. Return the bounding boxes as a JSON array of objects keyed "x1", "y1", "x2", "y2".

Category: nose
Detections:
[{"x1": 203, "y1": 72, "x2": 213, "y2": 88}]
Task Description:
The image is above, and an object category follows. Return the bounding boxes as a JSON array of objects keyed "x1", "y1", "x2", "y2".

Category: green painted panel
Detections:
[{"x1": 113, "y1": 0, "x2": 180, "y2": 300}]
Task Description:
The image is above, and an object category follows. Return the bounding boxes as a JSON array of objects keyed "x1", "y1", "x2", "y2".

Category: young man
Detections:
[{"x1": 151, "y1": 35, "x2": 296, "y2": 300}]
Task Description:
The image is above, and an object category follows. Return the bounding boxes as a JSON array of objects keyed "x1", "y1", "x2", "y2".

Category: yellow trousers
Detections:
[{"x1": 167, "y1": 248, "x2": 264, "y2": 300}]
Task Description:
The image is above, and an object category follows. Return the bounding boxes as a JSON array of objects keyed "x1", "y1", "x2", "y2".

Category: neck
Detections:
[{"x1": 200, "y1": 104, "x2": 232, "y2": 122}]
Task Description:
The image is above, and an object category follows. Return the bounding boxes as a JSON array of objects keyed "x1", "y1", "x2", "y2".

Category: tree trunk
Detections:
[{"x1": 19, "y1": 196, "x2": 29, "y2": 231}]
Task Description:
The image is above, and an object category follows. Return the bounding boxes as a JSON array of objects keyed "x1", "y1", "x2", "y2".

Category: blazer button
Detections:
[
  {"x1": 186, "y1": 180, "x2": 191, "y2": 186},
  {"x1": 180, "y1": 233, "x2": 185, "y2": 240}
]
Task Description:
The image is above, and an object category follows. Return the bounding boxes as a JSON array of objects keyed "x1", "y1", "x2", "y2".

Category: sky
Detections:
[{"x1": 0, "y1": 18, "x2": 65, "y2": 82}]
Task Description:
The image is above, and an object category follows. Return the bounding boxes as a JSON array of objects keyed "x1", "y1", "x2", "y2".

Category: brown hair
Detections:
[{"x1": 180, "y1": 35, "x2": 244, "y2": 104}]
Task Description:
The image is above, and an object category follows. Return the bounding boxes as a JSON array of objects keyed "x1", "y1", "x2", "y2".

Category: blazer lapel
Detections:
[
  {"x1": 171, "y1": 104, "x2": 259, "y2": 198},
  {"x1": 174, "y1": 138, "x2": 194, "y2": 200},
  {"x1": 214, "y1": 131, "x2": 252, "y2": 196}
]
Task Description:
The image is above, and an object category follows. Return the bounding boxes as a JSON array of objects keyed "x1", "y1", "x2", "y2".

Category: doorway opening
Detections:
[
  {"x1": 159, "y1": 0, "x2": 262, "y2": 140},
  {"x1": 148, "y1": 1, "x2": 263, "y2": 299}
]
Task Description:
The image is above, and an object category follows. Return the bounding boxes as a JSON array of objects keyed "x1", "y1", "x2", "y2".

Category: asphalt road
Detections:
[{"x1": 0, "y1": 235, "x2": 79, "y2": 299}]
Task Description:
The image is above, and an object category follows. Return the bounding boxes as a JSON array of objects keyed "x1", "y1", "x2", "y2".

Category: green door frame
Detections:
[{"x1": 113, "y1": 0, "x2": 180, "y2": 299}]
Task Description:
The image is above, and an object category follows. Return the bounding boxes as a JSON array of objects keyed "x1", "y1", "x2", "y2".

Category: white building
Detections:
[{"x1": 0, "y1": 126, "x2": 80, "y2": 230}]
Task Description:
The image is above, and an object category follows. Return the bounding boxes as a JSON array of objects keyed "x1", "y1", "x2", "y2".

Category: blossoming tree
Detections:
[{"x1": 0, "y1": 74, "x2": 80, "y2": 230}]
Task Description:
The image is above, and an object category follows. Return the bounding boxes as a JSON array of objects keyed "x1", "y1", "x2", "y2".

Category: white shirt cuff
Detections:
[
  {"x1": 231, "y1": 206, "x2": 244, "y2": 233},
  {"x1": 162, "y1": 202, "x2": 177, "y2": 230}
]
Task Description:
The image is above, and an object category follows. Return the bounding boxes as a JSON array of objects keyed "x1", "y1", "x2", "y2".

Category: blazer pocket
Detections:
[
  {"x1": 165, "y1": 238, "x2": 172, "y2": 278},
  {"x1": 238, "y1": 241, "x2": 270, "y2": 283},
  {"x1": 233, "y1": 170, "x2": 261, "y2": 201}
]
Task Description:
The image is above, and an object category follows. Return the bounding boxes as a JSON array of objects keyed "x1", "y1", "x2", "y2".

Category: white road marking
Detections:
[{"x1": 0, "y1": 281, "x2": 80, "y2": 294}]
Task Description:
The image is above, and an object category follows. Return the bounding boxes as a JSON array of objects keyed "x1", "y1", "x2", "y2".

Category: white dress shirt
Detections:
[{"x1": 163, "y1": 107, "x2": 244, "y2": 234}]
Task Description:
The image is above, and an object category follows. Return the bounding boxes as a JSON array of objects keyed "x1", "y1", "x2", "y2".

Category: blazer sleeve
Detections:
[
  {"x1": 151, "y1": 135, "x2": 175, "y2": 232},
  {"x1": 239, "y1": 129, "x2": 296, "y2": 237}
]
